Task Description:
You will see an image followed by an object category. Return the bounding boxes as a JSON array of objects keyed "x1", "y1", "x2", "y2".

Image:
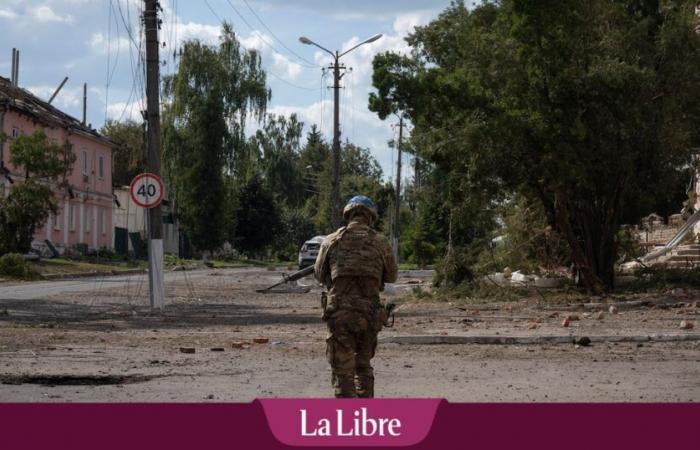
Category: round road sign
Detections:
[{"x1": 129, "y1": 173, "x2": 164, "y2": 209}]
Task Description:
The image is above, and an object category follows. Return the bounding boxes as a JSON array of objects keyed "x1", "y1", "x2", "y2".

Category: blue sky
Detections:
[{"x1": 0, "y1": 0, "x2": 460, "y2": 181}]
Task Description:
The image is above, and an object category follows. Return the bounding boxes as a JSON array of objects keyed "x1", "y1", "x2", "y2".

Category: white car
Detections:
[{"x1": 298, "y1": 235, "x2": 326, "y2": 269}]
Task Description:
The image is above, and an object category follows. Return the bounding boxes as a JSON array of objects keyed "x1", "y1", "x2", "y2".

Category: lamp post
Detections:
[{"x1": 299, "y1": 34, "x2": 382, "y2": 230}]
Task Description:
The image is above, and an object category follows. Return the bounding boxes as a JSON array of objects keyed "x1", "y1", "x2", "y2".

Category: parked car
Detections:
[{"x1": 298, "y1": 235, "x2": 326, "y2": 270}]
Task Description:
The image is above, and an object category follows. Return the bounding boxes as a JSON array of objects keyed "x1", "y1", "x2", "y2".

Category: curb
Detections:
[
  {"x1": 42, "y1": 268, "x2": 146, "y2": 280},
  {"x1": 379, "y1": 333, "x2": 700, "y2": 345}
]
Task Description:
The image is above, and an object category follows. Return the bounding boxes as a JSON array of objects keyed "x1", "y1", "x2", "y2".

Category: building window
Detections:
[
  {"x1": 98, "y1": 155, "x2": 104, "y2": 179},
  {"x1": 69, "y1": 203, "x2": 76, "y2": 231},
  {"x1": 52, "y1": 210, "x2": 61, "y2": 230},
  {"x1": 100, "y1": 208, "x2": 106, "y2": 235},
  {"x1": 11, "y1": 127, "x2": 20, "y2": 139},
  {"x1": 85, "y1": 206, "x2": 91, "y2": 233},
  {"x1": 82, "y1": 150, "x2": 88, "y2": 175}
]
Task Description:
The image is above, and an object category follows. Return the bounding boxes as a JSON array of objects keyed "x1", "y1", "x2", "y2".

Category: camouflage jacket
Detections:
[{"x1": 314, "y1": 220, "x2": 398, "y2": 304}]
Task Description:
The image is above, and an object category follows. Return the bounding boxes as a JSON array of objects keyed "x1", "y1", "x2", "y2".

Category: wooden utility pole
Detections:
[
  {"x1": 393, "y1": 116, "x2": 404, "y2": 263},
  {"x1": 144, "y1": 0, "x2": 164, "y2": 309}
]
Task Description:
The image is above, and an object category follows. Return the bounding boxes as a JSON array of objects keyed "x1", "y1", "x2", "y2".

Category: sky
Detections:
[{"x1": 0, "y1": 0, "x2": 457, "y2": 182}]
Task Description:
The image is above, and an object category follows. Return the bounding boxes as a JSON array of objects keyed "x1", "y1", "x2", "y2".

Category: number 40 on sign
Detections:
[{"x1": 130, "y1": 173, "x2": 164, "y2": 209}]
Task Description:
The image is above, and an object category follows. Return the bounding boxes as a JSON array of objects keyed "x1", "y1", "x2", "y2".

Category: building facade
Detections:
[{"x1": 0, "y1": 76, "x2": 114, "y2": 254}]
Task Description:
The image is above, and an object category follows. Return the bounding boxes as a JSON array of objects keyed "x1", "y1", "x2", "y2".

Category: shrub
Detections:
[{"x1": 0, "y1": 253, "x2": 31, "y2": 278}]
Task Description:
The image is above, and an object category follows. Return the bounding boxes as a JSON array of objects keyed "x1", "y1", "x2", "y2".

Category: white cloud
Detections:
[
  {"x1": 27, "y1": 85, "x2": 83, "y2": 109},
  {"x1": 0, "y1": 8, "x2": 17, "y2": 19},
  {"x1": 105, "y1": 97, "x2": 145, "y2": 122},
  {"x1": 89, "y1": 32, "x2": 131, "y2": 55},
  {"x1": 29, "y1": 5, "x2": 73, "y2": 23},
  {"x1": 175, "y1": 21, "x2": 221, "y2": 46},
  {"x1": 272, "y1": 53, "x2": 302, "y2": 79}
]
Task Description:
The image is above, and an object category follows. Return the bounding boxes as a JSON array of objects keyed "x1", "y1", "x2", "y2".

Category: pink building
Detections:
[{"x1": 0, "y1": 76, "x2": 114, "y2": 253}]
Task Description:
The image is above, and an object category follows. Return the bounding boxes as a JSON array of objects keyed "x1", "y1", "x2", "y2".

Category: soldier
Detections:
[{"x1": 314, "y1": 195, "x2": 398, "y2": 398}]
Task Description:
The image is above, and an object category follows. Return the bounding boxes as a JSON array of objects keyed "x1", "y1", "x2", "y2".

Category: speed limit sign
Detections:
[{"x1": 130, "y1": 173, "x2": 164, "y2": 208}]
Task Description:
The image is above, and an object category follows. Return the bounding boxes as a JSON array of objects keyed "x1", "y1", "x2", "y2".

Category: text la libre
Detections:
[{"x1": 300, "y1": 408, "x2": 401, "y2": 437}]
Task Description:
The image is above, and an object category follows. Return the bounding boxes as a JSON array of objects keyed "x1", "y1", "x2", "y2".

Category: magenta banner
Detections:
[{"x1": 0, "y1": 401, "x2": 697, "y2": 449}]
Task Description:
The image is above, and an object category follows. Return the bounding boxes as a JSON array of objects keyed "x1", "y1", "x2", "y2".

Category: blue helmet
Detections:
[{"x1": 343, "y1": 195, "x2": 378, "y2": 222}]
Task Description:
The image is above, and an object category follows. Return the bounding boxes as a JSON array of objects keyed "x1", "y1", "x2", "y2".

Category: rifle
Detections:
[{"x1": 256, "y1": 265, "x2": 315, "y2": 293}]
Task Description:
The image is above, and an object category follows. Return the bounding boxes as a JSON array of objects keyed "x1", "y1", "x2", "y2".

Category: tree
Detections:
[
  {"x1": 163, "y1": 23, "x2": 269, "y2": 252},
  {"x1": 233, "y1": 174, "x2": 279, "y2": 255},
  {"x1": 248, "y1": 113, "x2": 306, "y2": 207},
  {"x1": 100, "y1": 120, "x2": 144, "y2": 187},
  {"x1": 0, "y1": 129, "x2": 74, "y2": 254},
  {"x1": 370, "y1": 0, "x2": 700, "y2": 293}
]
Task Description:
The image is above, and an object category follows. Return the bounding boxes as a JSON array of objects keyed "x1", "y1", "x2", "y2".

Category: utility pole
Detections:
[
  {"x1": 393, "y1": 116, "x2": 404, "y2": 263},
  {"x1": 144, "y1": 0, "x2": 164, "y2": 309},
  {"x1": 330, "y1": 53, "x2": 344, "y2": 231},
  {"x1": 299, "y1": 34, "x2": 382, "y2": 231}
]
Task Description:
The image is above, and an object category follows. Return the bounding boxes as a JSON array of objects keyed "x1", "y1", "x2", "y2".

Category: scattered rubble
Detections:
[
  {"x1": 179, "y1": 347, "x2": 195, "y2": 354},
  {"x1": 561, "y1": 318, "x2": 570, "y2": 327},
  {"x1": 253, "y1": 337, "x2": 269, "y2": 344},
  {"x1": 595, "y1": 311, "x2": 605, "y2": 320},
  {"x1": 210, "y1": 347, "x2": 225, "y2": 352},
  {"x1": 528, "y1": 323, "x2": 539, "y2": 330},
  {"x1": 679, "y1": 321, "x2": 694, "y2": 330},
  {"x1": 609, "y1": 305, "x2": 618, "y2": 314}
]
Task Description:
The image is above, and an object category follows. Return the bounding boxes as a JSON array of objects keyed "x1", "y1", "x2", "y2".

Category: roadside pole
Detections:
[
  {"x1": 393, "y1": 116, "x2": 404, "y2": 264},
  {"x1": 144, "y1": 0, "x2": 164, "y2": 309}
]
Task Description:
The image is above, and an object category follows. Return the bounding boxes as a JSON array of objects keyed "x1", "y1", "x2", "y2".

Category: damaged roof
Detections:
[{"x1": 0, "y1": 75, "x2": 113, "y2": 146}]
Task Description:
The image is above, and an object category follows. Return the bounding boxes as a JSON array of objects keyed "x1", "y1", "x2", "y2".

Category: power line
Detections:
[
  {"x1": 222, "y1": 0, "x2": 319, "y2": 69},
  {"x1": 202, "y1": 0, "x2": 321, "y2": 92},
  {"x1": 241, "y1": 0, "x2": 318, "y2": 68}
]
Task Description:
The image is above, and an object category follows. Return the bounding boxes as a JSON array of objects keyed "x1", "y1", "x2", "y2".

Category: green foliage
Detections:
[
  {"x1": 233, "y1": 174, "x2": 279, "y2": 255},
  {"x1": 476, "y1": 197, "x2": 571, "y2": 275},
  {"x1": 100, "y1": 120, "x2": 144, "y2": 187},
  {"x1": 163, "y1": 23, "x2": 269, "y2": 252},
  {"x1": 0, "y1": 253, "x2": 34, "y2": 278},
  {"x1": 271, "y1": 206, "x2": 316, "y2": 261},
  {"x1": 370, "y1": 0, "x2": 700, "y2": 293},
  {"x1": 0, "y1": 129, "x2": 72, "y2": 255}
]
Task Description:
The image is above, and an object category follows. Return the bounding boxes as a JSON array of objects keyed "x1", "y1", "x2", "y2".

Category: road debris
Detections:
[
  {"x1": 609, "y1": 305, "x2": 618, "y2": 314},
  {"x1": 575, "y1": 337, "x2": 591, "y2": 347},
  {"x1": 561, "y1": 317, "x2": 570, "y2": 327},
  {"x1": 179, "y1": 347, "x2": 195, "y2": 354},
  {"x1": 528, "y1": 323, "x2": 539, "y2": 330},
  {"x1": 679, "y1": 320, "x2": 694, "y2": 330},
  {"x1": 595, "y1": 311, "x2": 605, "y2": 320},
  {"x1": 253, "y1": 337, "x2": 269, "y2": 344},
  {"x1": 210, "y1": 347, "x2": 225, "y2": 352},
  {"x1": 231, "y1": 341, "x2": 245, "y2": 349}
]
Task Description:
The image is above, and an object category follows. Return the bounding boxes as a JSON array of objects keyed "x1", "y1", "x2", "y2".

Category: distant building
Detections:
[
  {"x1": 113, "y1": 186, "x2": 180, "y2": 256},
  {"x1": 0, "y1": 75, "x2": 114, "y2": 254}
]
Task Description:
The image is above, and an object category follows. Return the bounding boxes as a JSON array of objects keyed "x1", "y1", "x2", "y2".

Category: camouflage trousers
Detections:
[{"x1": 325, "y1": 309, "x2": 378, "y2": 398}]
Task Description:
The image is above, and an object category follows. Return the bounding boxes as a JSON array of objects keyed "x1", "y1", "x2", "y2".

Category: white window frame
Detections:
[{"x1": 11, "y1": 127, "x2": 20, "y2": 139}]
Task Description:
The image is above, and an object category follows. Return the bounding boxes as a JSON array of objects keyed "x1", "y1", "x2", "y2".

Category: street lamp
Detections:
[{"x1": 299, "y1": 34, "x2": 383, "y2": 231}]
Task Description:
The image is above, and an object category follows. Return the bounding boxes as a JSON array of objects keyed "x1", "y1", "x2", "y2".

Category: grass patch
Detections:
[{"x1": 28, "y1": 258, "x2": 145, "y2": 276}]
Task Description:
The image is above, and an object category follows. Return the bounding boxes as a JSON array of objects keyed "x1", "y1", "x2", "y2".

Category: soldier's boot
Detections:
[
  {"x1": 355, "y1": 361, "x2": 374, "y2": 398},
  {"x1": 333, "y1": 373, "x2": 357, "y2": 398},
  {"x1": 355, "y1": 374, "x2": 374, "y2": 398}
]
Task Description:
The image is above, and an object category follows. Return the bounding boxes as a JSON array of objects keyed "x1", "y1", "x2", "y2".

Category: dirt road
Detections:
[{"x1": 0, "y1": 268, "x2": 698, "y2": 402}]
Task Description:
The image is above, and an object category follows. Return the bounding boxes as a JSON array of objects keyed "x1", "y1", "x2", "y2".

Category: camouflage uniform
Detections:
[{"x1": 314, "y1": 218, "x2": 398, "y2": 398}]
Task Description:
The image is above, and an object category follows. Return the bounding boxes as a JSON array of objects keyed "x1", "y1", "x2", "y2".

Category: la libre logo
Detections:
[{"x1": 300, "y1": 407, "x2": 402, "y2": 437}]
